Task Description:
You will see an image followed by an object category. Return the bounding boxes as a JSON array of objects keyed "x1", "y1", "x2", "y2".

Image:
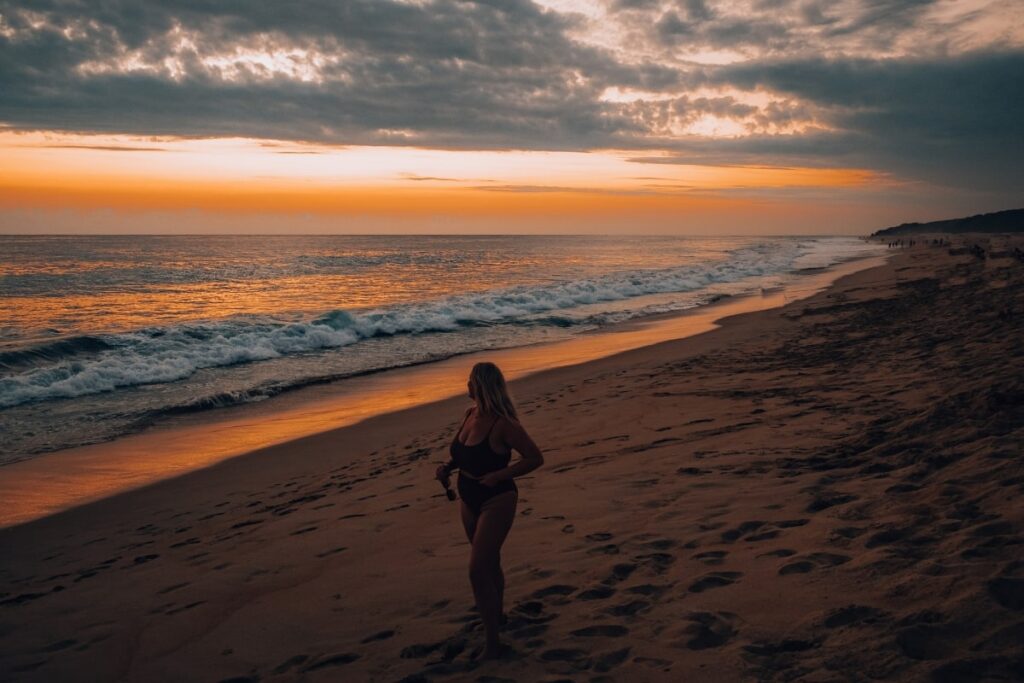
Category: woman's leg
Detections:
[
  {"x1": 468, "y1": 490, "x2": 517, "y2": 658},
  {"x1": 496, "y1": 561, "x2": 505, "y2": 621},
  {"x1": 459, "y1": 500, "x2": 478, "y2": 543},
  {"x1": 465, "y1": 499, "x2": 508, "y2": 624}
]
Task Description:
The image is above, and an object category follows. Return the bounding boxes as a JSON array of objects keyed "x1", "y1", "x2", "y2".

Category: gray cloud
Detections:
[
  {"x1": 0, "y1": 0, "x2": 652, "y2": 149},
  {"x1": 31, "y1": 144, "x2": 169, "y2": 152},
  {"x1": 0, "y1": 0, "x2": 1021, "y2": 199},
  {"x1": 699, "y1": 50, "x2": 1024, "y2": 190}
]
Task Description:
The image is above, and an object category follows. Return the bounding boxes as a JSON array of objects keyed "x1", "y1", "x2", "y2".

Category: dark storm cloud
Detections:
[
  {"x1": 609, "y1": 0, "x2": 662, "y2": 11},
  {"x1": 0, "y1": 0, "x2": 654, "y2": 149},
  {"x1": 633, "y1": 50, "x2": 1024, "y2": 192},
  {"x1": 0, "y1": 0, "x2": 1021, "y2": 194},
  {"x1": 648, "y1": 0, "x2": 942, "y2": 51},
  {"x1": 824, "y1": 0, "x2": 938, "y2": 37}
]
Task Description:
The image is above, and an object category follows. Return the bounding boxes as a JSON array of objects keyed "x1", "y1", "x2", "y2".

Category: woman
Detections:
[{"x1": 435, "y1": 362, "x2": 544, "y2": 660}]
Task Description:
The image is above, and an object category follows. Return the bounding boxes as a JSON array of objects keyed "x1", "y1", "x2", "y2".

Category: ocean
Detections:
[{"x1": 0, "y1": 234, "x2": 882, "y2": 463}]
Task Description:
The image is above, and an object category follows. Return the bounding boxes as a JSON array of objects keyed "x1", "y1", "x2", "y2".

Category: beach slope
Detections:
[{"x1": 1, "y1": 243, "x2": 1022, "y2": 682}]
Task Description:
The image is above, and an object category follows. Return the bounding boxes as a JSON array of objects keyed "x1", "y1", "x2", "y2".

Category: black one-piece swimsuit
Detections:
[{"x1": 450, "y1": 413, "x2": 517, "y2": 514}]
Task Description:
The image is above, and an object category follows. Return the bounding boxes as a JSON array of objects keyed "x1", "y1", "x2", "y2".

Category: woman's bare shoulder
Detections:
[{"x1": 497, "y1": 414, "x2": 526, "y2": 433}]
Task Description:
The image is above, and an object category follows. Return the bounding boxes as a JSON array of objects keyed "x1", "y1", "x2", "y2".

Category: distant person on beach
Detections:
[{"x1": 435, "y1": 362, "x2": 545, "y2": 659}]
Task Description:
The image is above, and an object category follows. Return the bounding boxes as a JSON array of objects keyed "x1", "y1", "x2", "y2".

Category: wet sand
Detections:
[
  {"x1": 0, "y1": 256, "x2": 883, "y2": 529},
  {"x1": 1, "y1": 240, "x2": 1022, "y2": 682}
]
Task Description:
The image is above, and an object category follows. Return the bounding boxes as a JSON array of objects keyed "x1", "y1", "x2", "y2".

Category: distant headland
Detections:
[{"x1": 872, "y1": 208, "x2": 1023, "y2": 236}]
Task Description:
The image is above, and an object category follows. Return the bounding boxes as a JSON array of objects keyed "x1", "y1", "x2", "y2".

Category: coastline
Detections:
[
  {"x1": 2, "y1": 241, "x2": 1021, "y2": 682},
  {"x1": 0, "y1": 252, "x2": 886, "y2": 529}
]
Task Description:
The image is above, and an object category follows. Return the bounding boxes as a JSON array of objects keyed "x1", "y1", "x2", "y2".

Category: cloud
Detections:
[
  {"x1": 32, "y1": 144, "x2": 169, "y2": 152},
  {"x1": 0, "y1": 0, "x2": 650, "y2": 149},
  {"x1": 0, "y1": 0, "x2": 1021, "y2": 198},
  {"x1": 699, "y1": 50, "x2": 1024, "y2": 191}
]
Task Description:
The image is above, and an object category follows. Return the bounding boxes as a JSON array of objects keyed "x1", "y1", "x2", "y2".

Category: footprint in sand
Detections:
[
  {"x1": 588, "y1": 543, "x2": 620, "y2": 555},
  {"x1": 539, "y1": 647, "x2": 588, "y2": 663},
  {"x1": 230, "y1": 519, "x2": 263, "y2": 530},
  {"x1": 775, "y1": 519, "x2": 811, "y2": 528},
  {"x1": 272, "y1": 654, "x2": 309, "y2": 674},
  {"x1": 831, "y1": 526, "x2": 868, "y2": 540},
  {"x1": 157, "y1": 582, "x2": 189, "y2": 595},
  {"x1": 931, "y1": 656, "x2": 1024, "y2": 683},
  {"x1": 509, "y1": 623, "x2": 549, "y2": 640},
  {"x1": 720, "y1": 521, "x2": 766, "y2": 543},
  {"x1": 570, "y1": 624, "x2": 629, "y2": 637},
  {"x1": 688, "y1": 571, "x2": 742, "y2": 593},
  {"x1": 593, "y1": 647, "x2": 632, "y2": 673},
  {"x1": 634, "y1": 552, "x2": 676, "y2": 575},
  {"x1": 987, "y1": 576, "x2": 1024, "y2": 611},
  {"x1": 625, "y1": 584, "x2": 671, "y2": 599},
  {"x1": 808, "y1": 552, "x2": 852, "y2": 566},
  {"x1": 694, "y1": 550, "x2": 728, "y2": 565},
  {"x1": 40, "y1": 638, "x2": 77, "y2": 653},
  {"x1": 823, "y1": 605, "x2": 887, "y2": 628},
  {"x1": 604, "y1": 600, "x2": 650, "y2": 617},
  {"x1": 531, "y1": 584, "x2": 577, "y2": 600},
  {"x1": 679, "y1": 611, "x2": 738, "y2": 650},
  {"x1": 601, "y1": 563, "x2": 636, "y2": 585},
  {"x1": 864, "y1": 526, "x2": 912, "y2": 548},
  {"x1": 743, "y1": 638, "x2": 819, "y2": 656},
  {"x1": 577, "y1": 585, "x2": 616, "y2": 600},
  {"x1": 896, "y1": 623, "x2": 965, "y2": 660},
  {"x1": 779, "y1": 552, "x2": 851, "y2": 575},
  {"x1": 301, "y1": 652, "x2": 360, "y2": 671},
  {"x1": 806, "y1": 492, "x2": 858, "y2": 512},
  {"x1": 400, "y1": 638, "x2": 461, "y2": 660},
  {"x1": 778, "y1": 561, "x2": 815, "y2": 575}
]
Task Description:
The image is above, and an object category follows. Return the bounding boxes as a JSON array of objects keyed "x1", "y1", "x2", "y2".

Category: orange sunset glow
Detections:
[
  {"x1": 2, "y1": 132, "x2": 881, "y2": 209},
  {"x1": 1, "y1": 0, "x2": 1020, "y2": 233}
]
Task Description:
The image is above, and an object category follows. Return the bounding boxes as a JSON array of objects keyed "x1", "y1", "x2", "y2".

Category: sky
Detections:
[{"x1": 0, "y1": 0, "x2": 1021, "y2": 234}]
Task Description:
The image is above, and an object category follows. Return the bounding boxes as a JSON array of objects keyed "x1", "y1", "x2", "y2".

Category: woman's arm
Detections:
[
  {"x1": 481, "y1": 418, "x2": 544, "y2": 485},
  {"x1": 435, "y1": 459, "x2": 458, "y2": 481}
]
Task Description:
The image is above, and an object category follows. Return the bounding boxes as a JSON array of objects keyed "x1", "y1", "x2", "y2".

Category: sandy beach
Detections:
[{"x1": 2, "y1": 240, "x2": 1022, "y2": 682}]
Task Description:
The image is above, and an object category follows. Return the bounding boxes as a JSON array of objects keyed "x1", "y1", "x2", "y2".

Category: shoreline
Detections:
[
  {"x1": 0, "y1": 253, "x2": 886, "y2": 529},
  {"x1": 2, "y1": 240, "x2": 1021, "y2": 682}
]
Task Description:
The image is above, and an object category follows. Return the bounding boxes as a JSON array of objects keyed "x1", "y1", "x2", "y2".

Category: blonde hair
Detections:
[{"x1": 469, "y1": 362, "x2": 518, "y2": 421}]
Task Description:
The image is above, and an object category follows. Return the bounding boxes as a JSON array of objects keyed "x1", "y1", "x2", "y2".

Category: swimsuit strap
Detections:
[
  {"x1": 475, "y1": 415, "x2": 501, "y2": 451},
  {"x1": 454, "y1": 410, "x2": 472, "y2": 443},
  {"x1": 455, "y1": 410, "x2": 500, "y2": 446}
]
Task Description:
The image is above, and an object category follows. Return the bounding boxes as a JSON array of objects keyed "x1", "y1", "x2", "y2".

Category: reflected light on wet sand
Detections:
[{"x1": 0, "y1": 256, "x2": 887, "y2": 527}]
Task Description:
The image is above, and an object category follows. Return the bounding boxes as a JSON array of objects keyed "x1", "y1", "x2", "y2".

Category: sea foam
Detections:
[{"x1": 0, "y1": 239, "x2": 867, "y2": 408}]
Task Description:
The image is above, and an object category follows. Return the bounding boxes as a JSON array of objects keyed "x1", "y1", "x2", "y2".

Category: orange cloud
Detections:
[{"x1": 0, "y1": 131, "x2": 885, "y2": 218}]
